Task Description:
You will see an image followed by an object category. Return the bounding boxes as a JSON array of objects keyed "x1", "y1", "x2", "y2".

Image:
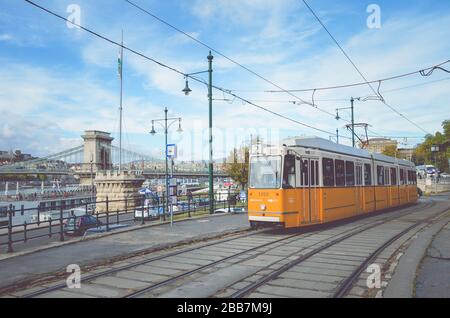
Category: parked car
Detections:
[{"x1": 64, "y1": 215, "x2": 102, "y2": 236}]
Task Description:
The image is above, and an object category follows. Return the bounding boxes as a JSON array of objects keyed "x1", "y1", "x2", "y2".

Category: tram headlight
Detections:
[{"x1": 260, "y1": 204, "x2": 266, "y2": 211}]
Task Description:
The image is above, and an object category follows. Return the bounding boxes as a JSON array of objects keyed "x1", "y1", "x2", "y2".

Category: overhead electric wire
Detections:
[
  {"x1": 123, "y1": 0, "x2": 313, "y2": 106},
  {"x1": 266, "y1": 60, "x2": 450, "y2": 93},
  {"x1": 24, "y1": 0, "x2": 351, "y2": 140},
  {"x1": 122, "y1": 0, "x2": 409, "y2": 141},
  {"x1": 301, "y1": 0, "x2": 431, "y2": 135}
]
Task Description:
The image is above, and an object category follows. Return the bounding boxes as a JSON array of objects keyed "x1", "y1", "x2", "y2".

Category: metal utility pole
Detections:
[
  {"x1": 181, "y1": 51, "x2": 214, "y2": 214},
  {"x1": 150, "y1": 108, "x2": 183, "y2": 222},
  {"x1": 350, "y1": 97, "x2": 355, "y2": 148},
  {"x1": 118, "y1": 30, "x2": 124, "y2": 173},
  {"x1": 336, "y1": 129, "x2": 339, "y2": 144},
  {"x1": 207, "y1": 51, "x2": 214, "y2": 215},
  {"x1": 164, "y1": 107, "x2": 169, "y2": 222}
]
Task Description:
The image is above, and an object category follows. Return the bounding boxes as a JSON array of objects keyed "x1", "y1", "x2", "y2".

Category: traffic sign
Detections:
[{"x1": 167, "y1": 144, "x2": 177, "y2": 158}]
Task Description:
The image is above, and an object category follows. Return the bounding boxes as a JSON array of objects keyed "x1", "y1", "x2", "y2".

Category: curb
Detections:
[{"x1": 0, "y1": 211, "x2": 245, "y2": 262}]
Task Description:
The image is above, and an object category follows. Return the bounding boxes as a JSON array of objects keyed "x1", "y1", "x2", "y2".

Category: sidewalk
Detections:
[
  {"x1": 0, "y1": 213, "x2": 249, "y2": 290},
  {"x1": 383, "y1": 194, "x2": 450, "y2": 298},
  {"x1": 415, "y1": 220, "x2": 450, "y2": 297}
]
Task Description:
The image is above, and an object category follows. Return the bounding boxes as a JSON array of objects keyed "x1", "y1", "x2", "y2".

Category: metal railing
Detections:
[{"x1": 0, "y1": 190, "x2": 247, "y2": 253}]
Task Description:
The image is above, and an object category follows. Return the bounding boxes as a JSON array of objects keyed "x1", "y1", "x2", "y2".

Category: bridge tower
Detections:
[{"x1": 82, "y1": 130, "x2": 114, "y2": 171}]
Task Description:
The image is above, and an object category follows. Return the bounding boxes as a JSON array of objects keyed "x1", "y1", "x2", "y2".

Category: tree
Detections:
[
  {"x1": 413, "y1": 120, "x2": 450, "y2": 172},
  {"x1": 224, "y1": 147, "x2": 249, "y2": 190},
  {"x1": 382, "y1": 145, "x2": 398, "y2": 157}
]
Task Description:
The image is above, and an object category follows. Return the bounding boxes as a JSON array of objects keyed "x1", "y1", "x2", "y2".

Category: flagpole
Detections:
[{"x1": 119, "y1": 30, "x2": 123, "y2": 173}]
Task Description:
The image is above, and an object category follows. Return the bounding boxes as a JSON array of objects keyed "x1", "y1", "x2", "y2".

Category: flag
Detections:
[{"x1": 118, "y1": 51, "x2": 122, "y2": 79}]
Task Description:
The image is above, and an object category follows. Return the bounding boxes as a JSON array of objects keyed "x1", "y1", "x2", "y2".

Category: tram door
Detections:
[
  {"x1": 300, "y1": 157, "x2": 320, "y2": 224},
  {"x1": 355, "y1": 164, "x2": 364, "y2": 214}
]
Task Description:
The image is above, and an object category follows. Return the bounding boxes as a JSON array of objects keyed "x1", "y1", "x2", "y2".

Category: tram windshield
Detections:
[{"x1": 249, "y1": 156, "x2": 282, "y2": 189}]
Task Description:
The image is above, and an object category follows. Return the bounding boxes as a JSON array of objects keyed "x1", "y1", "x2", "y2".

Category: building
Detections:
[
  {"x1": 0, "y1": 150, "x2": 35, "y2": 165},
  {"x1": 365, "y1": 138, "x2": 398, "y2": 154},
  {"x1": 397, "y1": 148, "x2": 415, "y2": 161}
]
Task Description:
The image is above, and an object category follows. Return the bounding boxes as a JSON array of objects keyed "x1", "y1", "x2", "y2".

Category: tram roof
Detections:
[{"x1": 281, "y1": 137, "x2": 413, "y2": 167}]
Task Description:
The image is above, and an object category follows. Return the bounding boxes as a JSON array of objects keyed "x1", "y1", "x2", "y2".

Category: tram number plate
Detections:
[{"x1": 258, "y1": 192, "x2": 269, "y2": 197}]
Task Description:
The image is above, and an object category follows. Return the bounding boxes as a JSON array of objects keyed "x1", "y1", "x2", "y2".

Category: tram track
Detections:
[
  {"x1": 228, "y1": 200, "x2": 447, "y2": 298},
  {"x1": 6, "y1": 199, "x2": 443, "y2": 298},
  {"x1": 120, "y1": 201, "x2": 440, "y2": 298}
]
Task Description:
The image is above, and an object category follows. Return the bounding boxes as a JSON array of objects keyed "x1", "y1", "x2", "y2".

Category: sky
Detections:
[{"x1": 1, "y1": 0, "x2": 449, "y2": 161}]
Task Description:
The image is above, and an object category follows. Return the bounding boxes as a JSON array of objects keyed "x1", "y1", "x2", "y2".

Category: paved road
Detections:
[{"x1": 0, "y1": 213, "x2": 249, "y2": 290}]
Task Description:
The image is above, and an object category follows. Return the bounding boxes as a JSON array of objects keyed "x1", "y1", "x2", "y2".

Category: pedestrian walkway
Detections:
[
  {"x1": 0, "y1": 213, "x2": 249, "y2": 290},
  {"x1": 415, "y1": 221, "x2": 450, "y2": 297}
]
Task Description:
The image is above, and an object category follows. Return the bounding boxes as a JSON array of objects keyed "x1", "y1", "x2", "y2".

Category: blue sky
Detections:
[{"x1": 1, "y1": 0, "x2": 450, "y2": 160}]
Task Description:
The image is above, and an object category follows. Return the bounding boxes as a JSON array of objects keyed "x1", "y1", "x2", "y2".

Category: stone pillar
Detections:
[
  {"x1": 94, "y1": 170, "x2": 145, "y2": 213},
  {"x1": 82, "y1": 130, "x2": 114, "y2": 171},
  {"x1": 78, "y1": 130, "x2": 114, "y2": 186}
]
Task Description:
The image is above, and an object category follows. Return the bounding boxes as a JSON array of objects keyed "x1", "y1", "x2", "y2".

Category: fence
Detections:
[{"x1": 0, "y1": 190, "x2": 246, "y2": 253}]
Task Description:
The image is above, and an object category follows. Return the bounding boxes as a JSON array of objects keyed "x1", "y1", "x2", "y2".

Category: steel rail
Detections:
[
  {"x1": 125, "y1": 201, "x2": 428, "y2": 298},
  {"x1": 230, "y1": 200, "x2": 438, "y2": 298},
  {"x1": 18, "y1": 200, "x2": 429, "y2": 298},
  {"x1": 20, "y1": 227, "x2": 273, "y2": 298},
  {"x1": 333, "y1": 206, "x2": 449, "y2": 298}
]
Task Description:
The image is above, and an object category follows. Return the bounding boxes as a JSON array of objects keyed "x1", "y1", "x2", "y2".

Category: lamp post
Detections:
[
  {"x1": 431, "y1": 145, "x2": 440, "y2": 193},
  {"x1": 182, "y1": 51, "x2": 214, "y2": 214},
  {"x1": 150, "y1": 107, "x2": 183, "y2": 222}
]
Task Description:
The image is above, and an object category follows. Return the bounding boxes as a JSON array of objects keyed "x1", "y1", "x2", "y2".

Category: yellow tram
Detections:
[{"x1": 248, "y1": 137, "x2": 418, "y2": 228}]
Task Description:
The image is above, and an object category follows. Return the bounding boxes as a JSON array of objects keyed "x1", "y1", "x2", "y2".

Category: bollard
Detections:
[
  {"x1": 141, "y1": 195, "x2": 145, "y2": 225},
  {"x1": 23, "y1": 222, "x2": 28, "y2": 243},
  {"x1": 49, "y1": 218, "x2": 52, "y2": 238},
  {"x1": 37, "y1": 205, "x2": 41, "y2": 226},
  {"x1": 162, "y1": 193, "x2": 166, "y2": 221},
  {"x1": 59, "y1": 201, "x2": 65, "y2": 242},
  {"x1": 188, "y1": 198, "x2": 191, "y2": 218},
  {"x1": 7, "y1": 205, "x2": 13, "y2": 253}
]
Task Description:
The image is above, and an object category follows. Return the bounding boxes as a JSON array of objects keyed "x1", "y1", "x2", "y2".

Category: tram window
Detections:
[
  {"x1": 322, "y1": 158, "x2": 335, "y2": 186},
  {"x1": 356, "y1": 166, "x2": 363, "y2": 186},
  {"x1": 345, "y1": 161, "x2": 355, "y2": 186},
  {"x1": 335, "y1": 160, "x2": 345, "y2": 187},
  {"x1": 311, "y1": 160, "x2": 318, "y2": 186},
  {"x1": 384, "y1": 167, "x2": 390, "y2": 185},
  {"x1": 400, "y1": 169, "x2": 405, "y2": 185},
  {"x1": 283, "y1": 155, "x2": 296, "y2": 189},
  {"x1": 364, "y1": 164, "x2": 372, "y2": 186},
  {"x1": 408, "y1": 170, "x2": 413, "y2": 185},
  {"x1": 300, "y1": 159, "x2": 309, "y2": 186},
  {"x1": 377, "y1": 166, "x2": 384, "y2": 185},
  {"x1": 391, "y1": 168, "x2": 397, "y2": 185}
]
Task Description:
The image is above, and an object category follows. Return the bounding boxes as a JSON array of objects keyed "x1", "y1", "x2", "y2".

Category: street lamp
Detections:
[
  {"x1": 183, "y1": 51, "x2": 214, "y2": 215},
  {"x1": 149, "y1": 107, "x2": 183, "y2": 222}
]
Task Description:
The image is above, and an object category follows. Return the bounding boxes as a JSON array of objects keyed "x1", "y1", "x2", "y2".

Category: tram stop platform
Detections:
[{"x1": 0, "y1": 213, "x2": 249, "y2": 291}]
